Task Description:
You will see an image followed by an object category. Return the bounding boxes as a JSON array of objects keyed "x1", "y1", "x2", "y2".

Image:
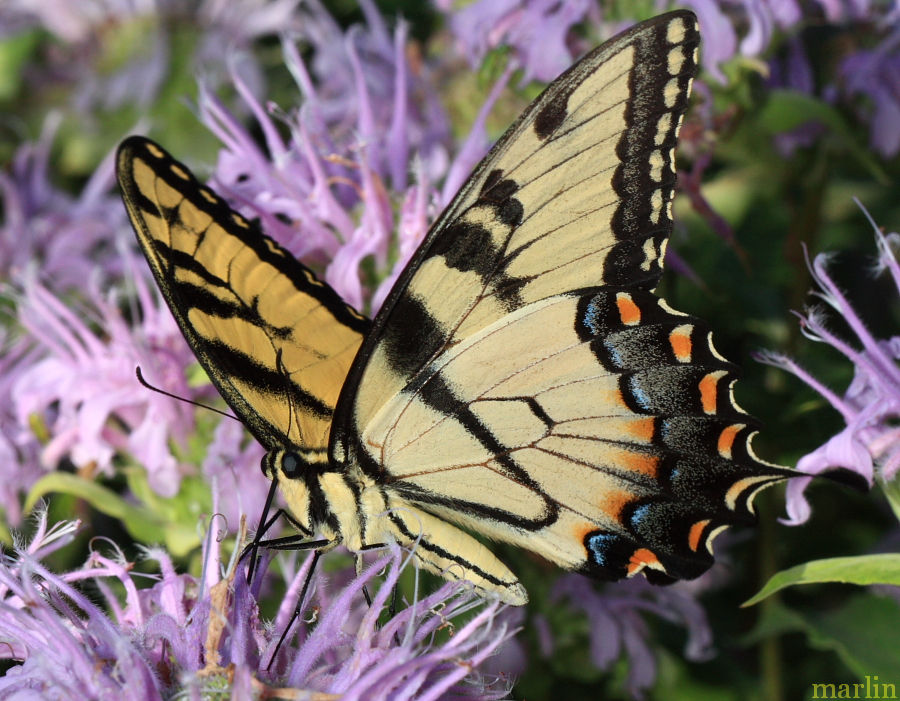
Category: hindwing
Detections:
[{"x1": 332, "y1": 10, "x2": 789, "y2": 586}]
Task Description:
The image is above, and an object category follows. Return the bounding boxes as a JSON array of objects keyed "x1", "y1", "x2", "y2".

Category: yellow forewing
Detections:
[{"x1": 117, "y1": 137, "x2": 369, "y2": 453}]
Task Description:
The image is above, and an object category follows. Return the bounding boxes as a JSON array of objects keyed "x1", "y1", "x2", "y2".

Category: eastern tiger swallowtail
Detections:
[{"x1": 116, "y1": 10, "x2": 790, "y2": 605}]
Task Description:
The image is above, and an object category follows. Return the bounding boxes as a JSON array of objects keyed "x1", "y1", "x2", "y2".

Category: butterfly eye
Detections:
[{"x1": 279, "y1": 452, "x2": 303, "y2": 479}]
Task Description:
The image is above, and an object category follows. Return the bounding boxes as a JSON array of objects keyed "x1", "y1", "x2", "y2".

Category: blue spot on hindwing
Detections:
[
  {"x1": 625, "y1": 375, "x2": 652, "y2": 411},
  {"x1": 582, "y1": 297, "x2": 604, "y2": 336},
  {"x1": 584, "y1": 529, "x2": 638, "y2": 576},
  {"x1": 586, "y1": 532, "x2": 617, "y2": 567},
  {"x1": 602, "y1": 340, "x2": 624, "y2": 368},
  {"x1": 630, "y1": 503, "x2": 653, "y2": 529}
]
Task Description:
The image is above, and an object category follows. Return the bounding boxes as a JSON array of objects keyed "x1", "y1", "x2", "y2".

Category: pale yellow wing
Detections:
[
  {"x1": 338, "y1": 11, "x2": 701, "y2": 438},
  {"x1": 331, "y1": 11, "x2": 791, "y2": 591},
  {"x1": 359, "y1": 288, "x2": 788, "y2": 583}
]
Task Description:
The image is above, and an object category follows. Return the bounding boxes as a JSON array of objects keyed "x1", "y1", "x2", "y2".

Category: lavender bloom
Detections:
[
  {"x1": 441, "y1": 0, "x2": 593, "y2": 83},
  {"x1": 0, "y1": 512, "x2": 162, "y2": 698},
  {"x1": 0, "y1": 334, "x2": 44, "y2": 528},
  {"x1": 0, "y1": 117, "x2": 126, "y2": 293},
  {"x1": 758, "y1": 208, "x2": 900, "y2": 525},
  {"x1": 437, "y1": 1, "x2": 900, "y2": 157},
  {"x1": 552, "y1": 575, "x2": 713, "y2": 699},
  {"x1": 290, "y1": 0, "x2": 451, "y2": 186},
  {"x1": 436, "y1": 0, "x2": 873, "y2": 84},
  {"x1": 273, "y1": 549, "x2": 516, "y2": 698},
  {"x1": 0, "y1": 0, "x2": 303, "y2": 111},
  {"x1": 198, "y1": 1, "x2": 509, "y2": 313},
  {"x1": 0, "y1": 124, "x2": 270, "y2": 511},
  {"x1": 201, "y1": 417, "x2": 269, "y2": 530},
  {"x1": 678, "y1": 0, "x2": 871, "y2": 79},
  {"x1": 10, "y1": 270, "x2": 197, "y2": 497},
  {"x1": 0, "y1": 508, "x2": 514, "y2": 699},
  {"x1": 839, "y1": 29, "x2": 900, "y2": 158},
  {"x1": 766, "y1": 36, "x2": 828, "y2": 154}
]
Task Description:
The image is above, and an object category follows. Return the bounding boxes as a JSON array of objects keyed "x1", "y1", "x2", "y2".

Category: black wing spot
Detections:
[
  {"x1": 534, "y1": 86, "x2": 572, "y2": 140},
  {"x1": 497, "y1": 197, "x2": 524, "y2": 228},
  {"x1": 381, "y1": 294, "x2": 448, "y2": 377},
  {"x1": 427, "y1": 221, "x2": 499, "y2": 279},
  {"x1": 491, "y1": 274, "x2": 528, "y2": 311}
]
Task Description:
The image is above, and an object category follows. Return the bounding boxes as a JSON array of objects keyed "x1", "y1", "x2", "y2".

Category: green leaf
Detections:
[
  {"x1": 478, "y1": 45, "x2": 512, "y2": 91},
  {"x1": 24, "y1": 468, "x2": 209, "y2": 558},
  {"x1": 744, "y1": 600, "x2": 811, "y2": 642},
  {"x1": 747, "y1": 594, "x2": 900, "y2": 681},
  {"x1": 0, "y1": 521, "x2": 11, "y2": 547},
  {"x1": 804, "y1": 594, "x2": 900, "y2": 680},
  {"x1": 880, "y1": 474, "x2": 900, "y2": 524},
  {"x1": 120, "y1": 466, "x2": 210, "y2": 557},
  {"x1": 757, "y1": 90, "x2": 848, "y2": 135},
  {"x1": 25, "y1": 472, "x2": 162, "y2": 542},
  {"x1": 0, "y1": 31, "x2": 40, "y2": 100},
  {"x1": 744, "y1": 554, "x2": 900, "y2": 606},
  {"x1": 757, "y1": 89, "x2": 889, "y2": 183}
]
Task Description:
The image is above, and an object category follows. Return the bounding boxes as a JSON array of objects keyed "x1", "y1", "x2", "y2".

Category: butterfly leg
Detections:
[
  {"x1": 243, "y1": 479, "x2": 315, "y2": 584},
  {"x1": 352, "y1": 545, "x2": 401, "y2": 642},
  {"x1": 266, "y1": 546, "x2": 327, "y2": 670},
  {"x1": 354, "y1": 542, "x2": 390, "y2": 606}
]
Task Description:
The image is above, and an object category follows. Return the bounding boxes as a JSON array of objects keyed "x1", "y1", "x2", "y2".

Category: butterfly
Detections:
[{"x1": 116, "y1": 10, "x2": 790, "y2": 605}]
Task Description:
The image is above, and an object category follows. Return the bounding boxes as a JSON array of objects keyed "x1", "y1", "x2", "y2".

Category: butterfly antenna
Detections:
[{"x1": 134, "y1": 367, "x2": 237, "y2": 420}]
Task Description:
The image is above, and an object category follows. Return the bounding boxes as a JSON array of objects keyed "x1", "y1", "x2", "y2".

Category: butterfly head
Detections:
[
  {"x1": 260, "y1": 447, "x2": 365, "y2": 542},
  {"x1": 260, "y1": 448, "x2": 307, "y2": 481},
  {"x1": 259, "y1": 448, "x2": 323, "y2": 536}
]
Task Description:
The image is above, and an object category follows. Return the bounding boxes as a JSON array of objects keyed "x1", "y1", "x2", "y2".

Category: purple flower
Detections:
[
  {"x1": 0, "y1": 117, "x2": 126, "y2": 293},
  {"x1": 441, "y1": 0, "x2": 593, "y2": 84},
  {"x1": 0, "y1": 511, "x2": 162, "y2": 698},
  {"x1": 290, "y1": 0, "x2": 450, "y2": 187},
  {"x1": 198, "y1": 0, "x2": 510, "y2": 313},
  {"x1": 551, "y1": 575, "x2": 713, "y2": 699},
  {"x1": 766, "y1": 36, "x2": 829, "y2": 154},
  {"x1": 758, "y1": 206, "x2": 900, "y2": 524},
  {"x1": 10, "y1": 270, "x2": 197, "y2": 497},
  {"x1": 0, "y1": 0, "x2": 304, "y2": 111},
  {"x1": 0, "y1": 508, "x2": 514, "y2": 698},
  {"x1": 271, "y1": 550, "x2": 516, "y2": 698},
  {"x1": 679, "y1": 0, "x2": 871, "y2": 79},
  {"x1": 437, "y1": 1, "x2": 899, "y2": 158},
  {"x1": 0, "y1": 333, "x2": 43, "y2": 527},
  {"x1": 202, "y1": 417, "x2": 268, "y2": 530},
  {"x1": 839, "y1": 30, "x2": 900, "y2": 158}
]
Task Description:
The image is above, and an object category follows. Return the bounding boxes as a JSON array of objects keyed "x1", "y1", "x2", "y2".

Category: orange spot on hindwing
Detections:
[
  {"x1": 602, "y1": 491, "x2": 632, "y2": 520},
  {"x1": 623, "y1": 450, "x2": 659, "y2": 477},
  {"x1": 688, "y1": 519, "x2": 710, "y2": 552},
  {"x1": 669, "y1": 324, "x2": 693, "y2": 362},
  {"x1": 627, "y1": 548, "x2": 662, "y2": 575},
  {"x1": 717, "y1": 424, "x2": 742, "y2": 459},
  {"x1": 699, "y1": 371, "x2": 724, "y2": 414},
  {"x1": 616, "y1": 292, "x2": 641, "y2": 325},
  {"x1": 626, "y1": 417, "x2": 656, "y2": 443}
]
